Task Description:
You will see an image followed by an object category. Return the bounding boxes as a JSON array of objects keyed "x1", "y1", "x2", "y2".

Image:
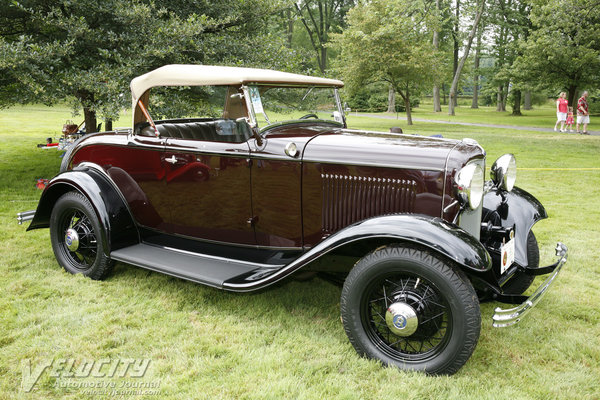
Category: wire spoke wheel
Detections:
[
  {"x1": 363, "y1": 273, "x2": 451, "y2": 361},
  {"x1": 57, "y1": 209, "x2": 98, "y2": 270},
  {"x1": 341, "y1": 245, "x2": 480, "y2": 375},
  {"x1": 50, "y1": 191, "x2": 113, "y2": 280}
]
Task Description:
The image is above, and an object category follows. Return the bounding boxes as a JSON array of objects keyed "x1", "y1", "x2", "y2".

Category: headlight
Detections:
[
  {"x1": 490, "y1": 154, "x2": 517, "y2": 191},
  {"x1": 455, "y1": 163, "x2": 484, "y2": 209}
]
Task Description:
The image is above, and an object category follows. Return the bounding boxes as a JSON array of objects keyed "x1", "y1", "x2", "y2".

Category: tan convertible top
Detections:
[{"x1": 130, "y1": 64, "x2": 344, "y2": 107}]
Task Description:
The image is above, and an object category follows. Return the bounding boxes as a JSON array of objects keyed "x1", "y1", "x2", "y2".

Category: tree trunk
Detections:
[
  {"x1": 511, "y1": 89, "x2": 522, "y2": 116},
  {"x1": 567, "y1": 85, "x2": 577, "y2": 108},
  {"x1": 452, "y1": 0, "x2": 460, "y2": 108},
  {"x1": 405, "y1": 93, "x2": 412, "y2": 125},
  {"x1": 105, "y1": 118, "x2": 113, "y2": 132},
  {"x1": 286, "y1": 8, "x2": 293, "y2": 47},
  {"x1": 442, "y1": 83, "x2": 447, "y2": 105},
  {"x1": 387, "y1": 85, "x2": 396, "y2": 113},
  {"x1": 320, "y1": 46, "x2": 327, "y2": 72},
  {"x1": 433, "y1": 86, "x2": 442, "y2": 112},
  {"x1": 523, "y1": 91, "x2": 532, "y2": 110},
  {"x1": 76, "y1": 90, "x2": 97, "y2": 134},
  {"x1": 83, "y1": 107, "x2": 97, "y2": 134},
  {"x1": 496, "y1": 85, "x2": 505, "y2": 111},
  {"x1": 449, "y1": 0, "x2": 484, "y2": 116},
  {"x1": 471, "y1": 25, "x2": 482, "y2": 109},
  {"x1": 398, "y1": 87, "x2": 412, "y2": 125},
  {"x1": 432, "y1": 0, "x2": 442, "y2": 112}
]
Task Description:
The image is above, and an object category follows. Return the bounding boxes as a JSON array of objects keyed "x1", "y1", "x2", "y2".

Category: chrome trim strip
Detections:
[
  {"x1": 441, "y1": 142, "x2": 461, "y2": 217},
  {"x1": 17, "y1": 210, "x2": 36, "y2": 224},
  {"x1": 493, "y1": 242, "x2": 568, "y2": 328},
  {"x1": 160, "y1": 245, "x2": 284, "y2": 269}
]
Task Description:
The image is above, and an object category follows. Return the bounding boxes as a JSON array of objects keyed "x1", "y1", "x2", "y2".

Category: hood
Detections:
[{"x1": 301, "y1": 128, "x2": 484, "y2": 172}]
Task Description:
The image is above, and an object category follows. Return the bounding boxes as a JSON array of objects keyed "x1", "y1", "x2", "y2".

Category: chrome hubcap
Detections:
[
  {"x1": 65, "y1": 228, "x2": 79, "y2": 252},
  {"x1": 385, "y1": 302, "x2": 418, "y2": 337}
]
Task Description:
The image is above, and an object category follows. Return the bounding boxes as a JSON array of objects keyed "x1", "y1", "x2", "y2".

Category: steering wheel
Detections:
[{"x1": 299, "y1": 113, "x2": 319, "y2": 120}]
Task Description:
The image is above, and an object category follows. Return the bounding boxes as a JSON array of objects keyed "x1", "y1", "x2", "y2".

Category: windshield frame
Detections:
[{"x1": 241, "y1": 84, "x2": 346, "y2": 134}]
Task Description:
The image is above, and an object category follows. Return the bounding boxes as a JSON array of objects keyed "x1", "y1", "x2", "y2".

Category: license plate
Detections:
[{"x1": 500, "y1": 232, "x2": 515, "y2": 275}]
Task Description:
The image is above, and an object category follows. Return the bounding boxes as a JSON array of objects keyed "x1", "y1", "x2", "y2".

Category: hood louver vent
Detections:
[{"x1": 321, "y1": 174, "x2": 417, "y2": 234}]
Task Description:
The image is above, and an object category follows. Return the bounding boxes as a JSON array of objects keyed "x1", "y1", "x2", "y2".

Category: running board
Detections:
[{"x1": 110, "y1": 243, "x2": 276, "y2": 289}]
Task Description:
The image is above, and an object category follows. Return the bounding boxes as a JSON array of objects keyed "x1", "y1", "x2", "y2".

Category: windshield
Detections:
[{"x1": 248, "y1": 85, "x2": 344, "y2": 130}]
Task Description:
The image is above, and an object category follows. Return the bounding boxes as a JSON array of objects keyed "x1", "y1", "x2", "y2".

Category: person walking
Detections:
[
  {"x1": 576, "y1": 91, "x2": 590, "y2": 135},
  {"x1": 565, "y1": 107, "x2": 575, "y2": 132},
  {"x1": 554, "y1": 92, "x2": 568, "y2": 132}
]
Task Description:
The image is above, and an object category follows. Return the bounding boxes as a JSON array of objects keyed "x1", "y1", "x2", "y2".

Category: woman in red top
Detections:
[{"x1": 554, "y1": 92, "x2": 568, "y2": 132}]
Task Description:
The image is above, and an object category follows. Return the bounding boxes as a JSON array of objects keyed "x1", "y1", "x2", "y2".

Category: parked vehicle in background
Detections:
[{"x1": 18, "y1": 65, "x2": 568, "y2": 375}]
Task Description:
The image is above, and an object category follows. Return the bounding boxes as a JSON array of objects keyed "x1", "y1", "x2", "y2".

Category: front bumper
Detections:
[{"x1": 492, "y1": 242, "x2": 568, "y2": 328}]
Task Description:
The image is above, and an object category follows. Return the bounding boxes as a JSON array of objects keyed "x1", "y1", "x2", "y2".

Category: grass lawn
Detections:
[{"x1": 1, "y1": 104, "x2": 599, "y2": 399}]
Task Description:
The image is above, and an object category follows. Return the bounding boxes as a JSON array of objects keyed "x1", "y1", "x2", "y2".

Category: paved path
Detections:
[{"x1": 353, "y1": 113, "x2": 599, "y2": 135}]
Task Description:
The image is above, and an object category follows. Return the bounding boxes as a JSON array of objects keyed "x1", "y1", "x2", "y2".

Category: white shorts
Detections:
[
  {"x1": 556, "y1": 112, "x2": 567, "y2": 121},
  {"x1": 577, "y1": 115, "x2": 590, "y2": 124}
]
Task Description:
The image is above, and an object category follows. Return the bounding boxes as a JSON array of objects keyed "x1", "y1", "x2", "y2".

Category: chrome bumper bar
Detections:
[
  {"x1": 17, "y1": 210, "x2": 36, "y2": 225},
  {"x1": 493, "y1": 242, "x2": 568, "y2": 328}
]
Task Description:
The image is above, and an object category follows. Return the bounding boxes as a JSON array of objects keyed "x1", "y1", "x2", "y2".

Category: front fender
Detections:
[
  {"x1": 28, "y1": 166, "x2": 139, "y2": 256},
  {"x1": 482, "y1": 186, "x2": 547, "y2": 267},
  {"x1": 223, "y1": 214, "x2": 491, "y2": 291}
]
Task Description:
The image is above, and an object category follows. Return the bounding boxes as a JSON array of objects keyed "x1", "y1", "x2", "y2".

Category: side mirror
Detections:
[{"x1": 230, "y1": 93, "x2": 244, "y2": 100}]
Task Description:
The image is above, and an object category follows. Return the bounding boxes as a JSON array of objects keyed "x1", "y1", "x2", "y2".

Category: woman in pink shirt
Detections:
[{"x1": 554, "y1": 92, "x2": 568, "y2": 132}]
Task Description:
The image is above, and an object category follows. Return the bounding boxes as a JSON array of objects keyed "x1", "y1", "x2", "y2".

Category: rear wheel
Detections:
[
  {"x1": 50, "y1": 191, "x2": 113, "y2": 280},
  {"x1": 502, "y1": 231, "x2": 539, "y2": 294},
  {"x1": 341, "y1": 245, "x2": 480, "y2": 375}
]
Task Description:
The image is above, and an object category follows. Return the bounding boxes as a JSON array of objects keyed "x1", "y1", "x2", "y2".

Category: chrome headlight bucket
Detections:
[
  {"x1": 455, "y1": 162, "x2": 484, "y2": 209},
  {"x1": 490, "y1": 154, "x2": 517, "y2": 191}
]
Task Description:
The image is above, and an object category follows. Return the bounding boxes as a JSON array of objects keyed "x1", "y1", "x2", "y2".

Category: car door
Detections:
[
  {"x1": 248, "y1": 135, "x2": 304, "y2": 249},
  {"x1": 161, "y1": 135, "x2": 255, "y2": 245}
]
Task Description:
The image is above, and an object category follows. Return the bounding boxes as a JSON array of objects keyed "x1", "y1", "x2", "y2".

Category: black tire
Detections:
[
  {"x1": 50, "y1": 191, "x2": 113, "y2": 280},
  {"x1": 341, "y1": 245, "x2": 480, "y2": 375},
  {"x1": 502, "y1": 231, "x2": 539, "y2": 294}
]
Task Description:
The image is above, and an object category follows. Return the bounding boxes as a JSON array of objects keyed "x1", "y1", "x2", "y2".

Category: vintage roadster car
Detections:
[{"x1": 18, "y1": 65, "x2": 567, "y2": 375}]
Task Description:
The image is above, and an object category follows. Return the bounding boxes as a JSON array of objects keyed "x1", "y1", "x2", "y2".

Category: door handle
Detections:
[{"x1": 165, "y1": 155, "x2": 183, "y2": 164}]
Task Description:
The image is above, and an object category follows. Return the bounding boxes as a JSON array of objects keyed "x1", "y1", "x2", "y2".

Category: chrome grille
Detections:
[{"x1": 321, "y1": 174, "x2": 417, "y2": 234}]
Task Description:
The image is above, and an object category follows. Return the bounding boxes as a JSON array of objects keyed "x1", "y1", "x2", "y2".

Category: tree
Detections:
[
  {"x1": 448, "y1": 0, "x2": 484, "y2": 116},
  {"x1": 0, "y1": 0, "x2": 292, "y2": 132},
  {"x1": 332, "y1": 0, "x2": 438, "y2": 125},
  {"x1": 432, "y1": 0, "x2": 443, "y2": 112},
  {"x1": 471, "y1": 23, "x2": 483, "y2": 109},
  {"x1": 292, "y1": 0, "x2": 355, "y2": 72},
  {"x1": 512, "y1": 0, "x2": 600, "y2": 106}
]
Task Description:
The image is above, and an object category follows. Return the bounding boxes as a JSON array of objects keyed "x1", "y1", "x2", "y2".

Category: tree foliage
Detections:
[
  {"x1": 0, "y1": 0, "x2": 300, "y2": 132},
  {"x1": 512, "y1": 0, "x2": 600, "y2": 106},
  {"x1": 331, "y1": 0, "x2": 438, "y2": 124}
]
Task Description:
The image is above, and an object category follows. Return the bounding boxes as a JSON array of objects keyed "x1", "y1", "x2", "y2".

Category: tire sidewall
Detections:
[{"x1": 341, "y1": 247, "x2": 480, "y2": 374}]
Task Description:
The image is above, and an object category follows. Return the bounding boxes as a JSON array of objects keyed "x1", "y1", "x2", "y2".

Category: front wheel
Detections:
[
  {"x1": 50, "y1": 191, "x2": 113, "y2": 280},
  {"x1": 341, "y1": 245, "x2": 480, "y2": 375}
]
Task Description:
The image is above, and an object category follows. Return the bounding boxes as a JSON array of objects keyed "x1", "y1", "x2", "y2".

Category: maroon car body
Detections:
[{"x1": 19, "y1": 65, "x2": 567, "y2": 375}]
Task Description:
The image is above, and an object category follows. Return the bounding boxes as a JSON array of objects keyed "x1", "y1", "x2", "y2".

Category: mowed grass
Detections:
[
  {"x1": 1, "y1": 104, "x2": 599, "y2": 399},
  {"x1": 357, "y1": 98, "x2": 580, "y2": 129}
]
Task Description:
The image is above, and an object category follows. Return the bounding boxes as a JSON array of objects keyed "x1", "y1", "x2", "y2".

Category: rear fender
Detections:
[{"x1": 28, "y1": 165, "x2": 139, "y2": 255}]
